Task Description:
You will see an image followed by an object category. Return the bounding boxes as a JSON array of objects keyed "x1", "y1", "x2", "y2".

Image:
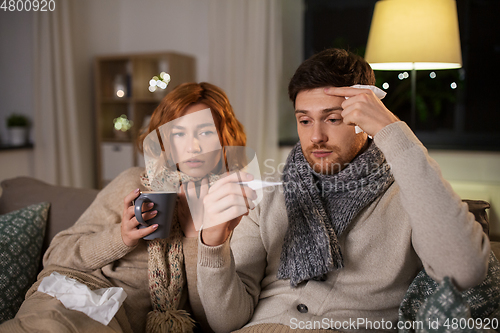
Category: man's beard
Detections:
[{"x1": 303, "y1": 142, "x2": 365, "y2": 175}]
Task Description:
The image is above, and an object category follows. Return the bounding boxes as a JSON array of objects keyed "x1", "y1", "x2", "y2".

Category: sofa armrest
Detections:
[{"x1": 0, "y1": 177, "x2": 99, "y2": 254}]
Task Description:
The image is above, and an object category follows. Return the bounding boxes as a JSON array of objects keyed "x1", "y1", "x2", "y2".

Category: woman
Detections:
[
  {"x1": 1, "y1": 82, "x2": 246, "y2": 333},
  {"x1": 128, "y1": 82, "x2": 246, "y2": 243}
]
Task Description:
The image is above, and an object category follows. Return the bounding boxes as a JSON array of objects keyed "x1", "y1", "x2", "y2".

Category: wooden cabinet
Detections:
[{"x1": 94, "y1": 52, "x2": 195, "y2": 188}]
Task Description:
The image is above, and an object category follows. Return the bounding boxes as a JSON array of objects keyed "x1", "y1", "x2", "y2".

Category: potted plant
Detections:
[{"x1": 6, "y1": 113, "x2": 29, "y2": 146}]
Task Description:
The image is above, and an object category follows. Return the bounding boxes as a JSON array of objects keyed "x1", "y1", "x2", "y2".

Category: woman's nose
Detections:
[{"x1": 187, "y1": 136, "x2": 202, "y2": 153}]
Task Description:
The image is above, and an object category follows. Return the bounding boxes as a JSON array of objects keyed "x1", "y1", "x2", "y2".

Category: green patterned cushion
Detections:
[
  {"x1": 0, "y1": 202, "x2": 50, "y2": 324},
  {"x1": 399, "y1": 252, "x2": 500, "y2": 332}
]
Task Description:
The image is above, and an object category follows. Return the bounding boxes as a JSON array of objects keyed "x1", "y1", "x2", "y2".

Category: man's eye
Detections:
[
  {"x1": 299, "y1": 120, "x2": 310, "y2": 125},
  {"x1": 327, "y1": 118, "x2": 340, "y2": 124}
]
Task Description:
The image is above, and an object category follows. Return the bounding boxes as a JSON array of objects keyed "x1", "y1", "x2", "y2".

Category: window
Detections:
[{"x1": 279, "y1": 0, "x2": 500, "y2": 150}]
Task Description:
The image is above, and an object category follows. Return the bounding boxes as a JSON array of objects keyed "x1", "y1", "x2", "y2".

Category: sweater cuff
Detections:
[
  {"x1": 198, "y1": 233, "x2": 231, "y2": 268},
  {"x1": 109, "y1": 223, "x2": 136, "y2": 259},
  {"x1": 374, "y1": 121, "x2": 423, "y2": 162}
]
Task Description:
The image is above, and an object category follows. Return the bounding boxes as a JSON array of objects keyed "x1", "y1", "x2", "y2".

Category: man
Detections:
[{"x1": 195, "y1": 48, "x2": 490, "y2": 332}]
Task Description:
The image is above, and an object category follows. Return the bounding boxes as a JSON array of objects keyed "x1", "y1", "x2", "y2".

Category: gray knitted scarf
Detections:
[{"x1": 278, "y1": 140, "x2": 394, "y2": 287}]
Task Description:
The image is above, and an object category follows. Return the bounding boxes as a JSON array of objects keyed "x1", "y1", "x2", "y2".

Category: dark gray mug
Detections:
[{"x1": 134, "y1": 191, "x2": 177, "y2": 240}]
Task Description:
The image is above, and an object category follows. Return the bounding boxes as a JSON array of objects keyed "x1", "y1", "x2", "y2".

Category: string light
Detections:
[{"x1": 149, "y1": 72, "x2": 171, "y2": 93}]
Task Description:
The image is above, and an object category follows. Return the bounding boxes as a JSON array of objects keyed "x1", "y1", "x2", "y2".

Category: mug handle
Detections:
[{"x1": 134, "y1": 195, "x2": 152, "y2": 227}]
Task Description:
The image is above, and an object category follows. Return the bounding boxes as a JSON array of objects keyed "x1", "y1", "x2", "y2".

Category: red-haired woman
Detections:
[{"x1": 2, "y1": 82, "x2": 247, "y2": 333}]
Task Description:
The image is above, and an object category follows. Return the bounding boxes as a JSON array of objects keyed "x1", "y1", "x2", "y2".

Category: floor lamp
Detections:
[{"x1": 365, "y1": 0, "x2": 462, "y2": 129}]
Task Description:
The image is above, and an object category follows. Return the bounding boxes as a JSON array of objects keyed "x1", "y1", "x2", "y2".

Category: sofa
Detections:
[
  {"x1": 0, "y1": 175, "x2": 498, "y2": 326},
  {"x1": 0, "y1": 176, "x2": 99, "y2": 323}
]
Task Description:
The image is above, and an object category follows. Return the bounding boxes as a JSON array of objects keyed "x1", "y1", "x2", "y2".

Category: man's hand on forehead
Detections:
[{"x1": 323, "y1": 86, "x2": 399, "y2": 137}]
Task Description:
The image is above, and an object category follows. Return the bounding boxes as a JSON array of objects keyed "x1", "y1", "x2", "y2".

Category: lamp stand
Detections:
[{"x1": 410, "y1": 63, "x2": 416, "y2": 129}]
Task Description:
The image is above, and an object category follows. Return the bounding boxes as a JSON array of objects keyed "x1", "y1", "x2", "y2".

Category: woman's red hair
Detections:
[{"x1": 137, "y1": 82, "x2": 246, "y2": 154}]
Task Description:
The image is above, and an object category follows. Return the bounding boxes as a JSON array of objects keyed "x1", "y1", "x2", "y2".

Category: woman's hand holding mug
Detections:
[{"x1": 121, "y1": 188, "x2": 158, "y2": 247}]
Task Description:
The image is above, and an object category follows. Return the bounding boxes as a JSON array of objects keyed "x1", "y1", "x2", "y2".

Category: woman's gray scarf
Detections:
[{"x1": 277, "y1": 141, "x2": 394, "y2": 287}]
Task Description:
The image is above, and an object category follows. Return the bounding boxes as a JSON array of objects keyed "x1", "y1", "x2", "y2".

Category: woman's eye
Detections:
[
  {"x1": 172, "y1": 132, "x2": 185, "y2": 138},
  {"x1": 200, "y1": 130, "x2": 215, "y2": 136}
]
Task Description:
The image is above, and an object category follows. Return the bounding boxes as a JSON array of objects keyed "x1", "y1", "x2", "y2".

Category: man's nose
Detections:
[
  {"x1": 310, "y1": 123, "x2": 327, "y2": 144},
  {"x1": 187, "y1": 136, "x2": 202, "y2": 153}
]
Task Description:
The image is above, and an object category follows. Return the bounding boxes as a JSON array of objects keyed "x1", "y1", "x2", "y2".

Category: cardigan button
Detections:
[{"x1": 297, "y1": 304, "x2": 308, "y2": 313}]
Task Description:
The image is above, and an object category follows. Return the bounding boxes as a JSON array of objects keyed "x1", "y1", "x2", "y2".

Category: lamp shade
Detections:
[{"x1": 365, "y1": 0, "x2": 462, "y2": 70}]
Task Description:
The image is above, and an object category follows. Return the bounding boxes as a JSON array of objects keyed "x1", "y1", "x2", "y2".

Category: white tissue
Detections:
[
  {"x1": 350, "y1": 84, "x2": 387, "y2": 99},
  {"x1": 347, "y1": 84, "x2": 387, "y2": 139},
  {"x1": 38, "y1": 272, "x2": 127, "y2": 326}
]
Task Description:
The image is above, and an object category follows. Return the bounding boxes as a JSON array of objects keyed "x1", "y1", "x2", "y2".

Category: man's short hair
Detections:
[{"x1": 288, "y1": 48, "x2": 376, "y2": 105}]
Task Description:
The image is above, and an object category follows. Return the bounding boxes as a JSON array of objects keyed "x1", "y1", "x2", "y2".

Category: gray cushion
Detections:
[
  {"x1": 0, "y1": 202, "x2": 50, "y2": 323},
  {"x1": 399, "y1": 252, "x2": 500, "y2": 333},
  {"x1": 0, "y1": 177, "x2": 98, "y2": 254}
]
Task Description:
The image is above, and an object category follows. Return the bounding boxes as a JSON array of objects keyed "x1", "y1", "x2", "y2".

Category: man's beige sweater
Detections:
[{"x1": 196, "y1": 122, "x2": 491, "y2": 333}]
